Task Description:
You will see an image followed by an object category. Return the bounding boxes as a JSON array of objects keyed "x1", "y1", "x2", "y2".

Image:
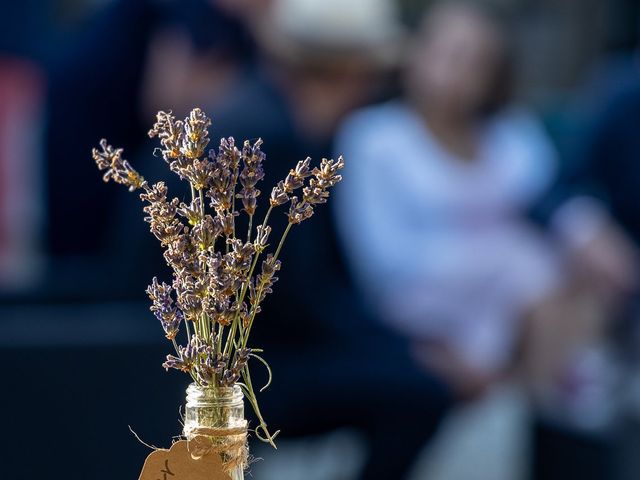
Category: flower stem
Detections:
[
  {"x1": 241, "y1": 222, "x2": 293, "y2": 348},
  {"x1": 185, "y1": 320, "x2": 192, "y2": 342},
  {"x1": 261, "y1": 206, "x2": 273, "y2": 230},
  {"x1": 227, "y1": 204, "x2": 276, "y2": 350},
  {"x1": 241, "y1": 366, "x2": 278, "y2": 448},
  {"x1": 216, "y1": 324, "x2": 225, "y2": 354},
  {"x1": 273, "y1": 222, "x2": 292, "y2": 261}
]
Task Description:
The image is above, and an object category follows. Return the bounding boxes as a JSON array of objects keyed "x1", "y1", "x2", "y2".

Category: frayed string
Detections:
[{"x1": 128, "y1": 425, "x2": 161, "y2": 451}]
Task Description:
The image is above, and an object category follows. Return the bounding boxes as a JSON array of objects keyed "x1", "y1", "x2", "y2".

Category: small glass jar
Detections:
[{"x1": 184, "y1": 383, "x2": 247, "y2": 480}]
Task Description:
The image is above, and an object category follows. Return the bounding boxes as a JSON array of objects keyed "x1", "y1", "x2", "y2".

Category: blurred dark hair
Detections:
[{"x1": 424, "y1": 0, "x2": 516, "y2": 117}]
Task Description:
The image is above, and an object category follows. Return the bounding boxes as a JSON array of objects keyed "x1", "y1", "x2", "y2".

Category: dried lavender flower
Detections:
[
  {"x1": 225, "y1": 238, "x2": 254, "y2": 278},
  {"x1": 270, "y1": 181, "x2": 289, "y2": 207},
  {"x1": 184, "y1": 157, "x2": 214, "y2": 191},
  {"x1": 284, "y1": 157, "x2": 312, "y2": 193},
  {"x1": 181, "y1": 107, "x2": 211, "y2": 160},
  {"x1": 249, "y1": 254, "x2": 281, "y2": 309},
  {"x1": 192, "y1": 214, "x2": 222, "y2": 250},
  {"x1": 147, "y1": 277, "x2": 183, "y2": 339},
  {"x1": 163, "y1": 334, "x2": 208, "y2": 372},
  {"x1": 314, "y1": 156, "x2": 345, "y2": 187},
  {"x1": 174, "y1": 274, "x2": 207, "y2": 321},
  {"x1": 237, "y1": 139, "x2": 266, "y2": 215},
  {"x1": 218, "y1": 137, "x2": 241, "y2": 170},
  {"x1": 206, "y1": 137, "x2": 240, "y2": 213},
  {"x1": 196, "y1": 356, "x2": 227, "y2": 384},
  {"x1": 163, "y1": 233, "x2": 197, "y2": 275},
  {"x1": 141, "y1": 182, "x2": 183, "y2": 245},
  {"x1": 148, "y1": 111, "x2": 184, "y2": 160},
  {"x1": 254, "y1": 225, "x2": 271, "y2": 252},
  {"x1": 163, "y1": 353, "x2": 191, "y2": 372},
  {"x1": 221, "y1": 347, "x2": 251, "y2": 386},
  {"x1": 93, "y1": 139, "x2": 146, "y2": 191},
  {"x1": 178, "y1": 198, "x2": 204, "y2": 226},
  {"x1": 285, "y1": 156, "x2": 344, "y2": 224},
  {"x1": 303, "y1": 156, "x2": 345, "y2": 205},
  {"x1": 287, "y1": 196, "x2": 314, "y2": 224}
]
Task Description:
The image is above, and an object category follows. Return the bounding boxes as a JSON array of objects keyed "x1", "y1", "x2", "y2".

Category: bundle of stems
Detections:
[{"x1": 92, "y1": 108, "x2": 344, "y2": 446}]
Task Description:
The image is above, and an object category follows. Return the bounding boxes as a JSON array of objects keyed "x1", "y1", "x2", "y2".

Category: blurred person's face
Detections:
[{"x1": 407, "y1": 4, "x2": 504, "y2": 118}]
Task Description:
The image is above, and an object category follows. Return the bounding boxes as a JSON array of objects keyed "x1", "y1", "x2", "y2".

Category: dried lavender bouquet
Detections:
[{"x1": 92, "y1": 108, "x2": 343, "y2": 446}]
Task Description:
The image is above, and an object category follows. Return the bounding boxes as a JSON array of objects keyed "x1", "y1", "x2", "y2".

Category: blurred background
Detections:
[{"x1": 3, "y1": 0, "x2": 640, "y2": 478}]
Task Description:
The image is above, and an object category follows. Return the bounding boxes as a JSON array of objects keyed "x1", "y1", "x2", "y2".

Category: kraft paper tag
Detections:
[{"x1": 139, "y1": 440, "x2": 231, "y2": 480}]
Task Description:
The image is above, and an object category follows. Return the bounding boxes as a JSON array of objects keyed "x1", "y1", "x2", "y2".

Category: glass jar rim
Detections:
[{"x1": 186, "y1": 383, "x2": 244, "y2": 405}]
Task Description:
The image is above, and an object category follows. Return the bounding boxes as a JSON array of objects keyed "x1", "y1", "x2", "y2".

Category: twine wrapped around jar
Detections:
[{"x1": 185, "y1": 425, "x2": 249, "y2": 471}]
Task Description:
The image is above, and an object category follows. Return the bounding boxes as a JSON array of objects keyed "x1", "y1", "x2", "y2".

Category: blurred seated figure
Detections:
[
  {"x1": 335, "y1": 0, "x2": 561, "y2": 399},
  {"x1": 335, "y1": 3, "x2": 640, "y2": 478}
]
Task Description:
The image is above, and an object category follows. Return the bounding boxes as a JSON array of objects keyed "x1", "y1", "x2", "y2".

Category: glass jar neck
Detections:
[{"x1": 185, "y1": 383, "x2": 244, "y2": 408}]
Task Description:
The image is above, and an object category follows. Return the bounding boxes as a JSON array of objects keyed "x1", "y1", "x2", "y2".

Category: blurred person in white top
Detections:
[{"x1": 334, "y1": 1, "x2": 563, "y2": 398}]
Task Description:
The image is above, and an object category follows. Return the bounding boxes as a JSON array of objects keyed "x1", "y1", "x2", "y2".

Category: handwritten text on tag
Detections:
[{"x1": 139, "y1": 440, "x2": 231, "y2": 480}]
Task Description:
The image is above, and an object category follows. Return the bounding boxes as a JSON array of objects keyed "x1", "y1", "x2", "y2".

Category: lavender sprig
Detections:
[
  {"x1": 92, "y1": 139, "x2": 146, "y2": 191},
  {"x1": 147, "y1": 277, "x2": 183, "y2": 340},
  {"x1": 237, "y1": 139, "x2": 265, "y2": 216}
]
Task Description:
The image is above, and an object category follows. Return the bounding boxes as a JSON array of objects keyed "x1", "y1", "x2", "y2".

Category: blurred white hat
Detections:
[{"x1": 257, "y1": 0, "x2": 405, "y2": 67}]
